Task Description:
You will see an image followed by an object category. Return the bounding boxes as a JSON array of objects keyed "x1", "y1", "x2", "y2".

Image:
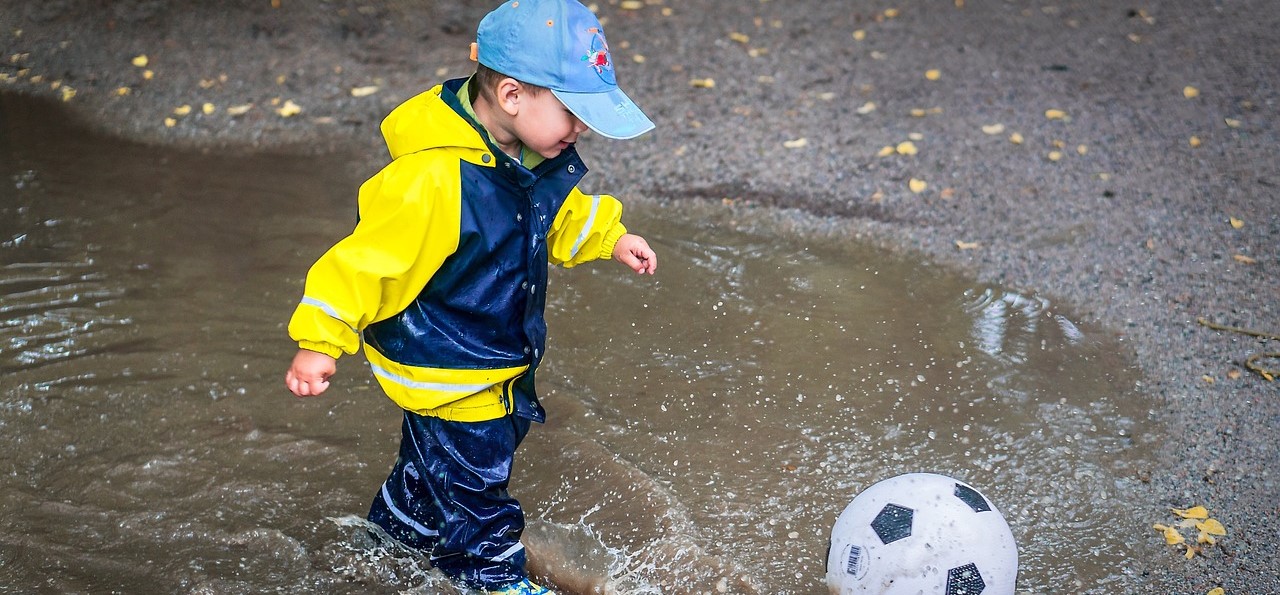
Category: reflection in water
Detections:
[{"x1": 0, "y1": 94, "x2": 1157, "y2": 593}]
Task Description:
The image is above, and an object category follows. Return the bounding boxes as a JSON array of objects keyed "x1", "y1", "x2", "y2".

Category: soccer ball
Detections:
[{"x1": 826, "y1": 473, "x2": 1017, "y2": 594}]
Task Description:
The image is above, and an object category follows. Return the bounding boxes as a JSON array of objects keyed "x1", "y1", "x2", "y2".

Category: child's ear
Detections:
[{"x1": 496, "y1": 78, "x2": 522, "y2": 116}]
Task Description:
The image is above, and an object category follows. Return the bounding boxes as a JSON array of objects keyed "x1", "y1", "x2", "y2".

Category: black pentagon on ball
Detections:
[
  {"x1": 870, "y1": 503, "x2": 914, "y2": 544},
  {"x1": 946, "y1": 562, "x2": 986, "y2": 595},
  {"x1": 953, "y1": 482, "x2": 991, "y2": 513}
]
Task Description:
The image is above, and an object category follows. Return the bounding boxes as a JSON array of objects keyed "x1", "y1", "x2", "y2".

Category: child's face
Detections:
[{"x1": 511, "y1": 89, "x2": 588, "y2": 159}]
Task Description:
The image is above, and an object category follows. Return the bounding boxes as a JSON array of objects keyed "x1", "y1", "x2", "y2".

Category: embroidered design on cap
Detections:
[{"x1": 580, "y1": 27, "x2": 615, "y2": 84}]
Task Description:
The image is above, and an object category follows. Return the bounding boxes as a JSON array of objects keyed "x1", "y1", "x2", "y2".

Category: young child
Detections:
[{"x1": 283, "y1": 1, "x2": 657, "y2": 592}]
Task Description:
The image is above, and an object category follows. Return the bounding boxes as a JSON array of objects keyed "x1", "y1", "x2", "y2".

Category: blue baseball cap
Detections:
[{"x1": 476, "y1": 0, "x2": 655, "y2": 140}]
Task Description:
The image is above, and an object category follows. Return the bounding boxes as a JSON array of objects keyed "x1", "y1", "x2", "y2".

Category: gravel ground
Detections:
[{"x1": 2, "y1": 0, "x2": 1277, "y2": 592}]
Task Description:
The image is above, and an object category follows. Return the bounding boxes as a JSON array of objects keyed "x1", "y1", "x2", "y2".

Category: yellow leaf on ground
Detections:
[
  {"x1": 1172, "y1": 506, "x2": 1209, "y2": 519},
  {"x1": 925, "y1": 69, "x2": 941, "y2": 80},
  {"x1": 783, "y1": 138, "x2": 808, "y2": 149},
  {"x1": 1009, "y1": 132, "x2": 1024, "y2": 144},
  {"x1": 908, "y1": 178, "x2": 927, "y2": 193},
  {"x1": 620, "y1": 0, "x2": 643, "y2": 9},
  {"x1": 1207, "y1": 588, "x2": 1225, "y2": 595},
  {"x1": 1227, "y1": 369, "x2": 1242, "y2": 380},
  {"x1": 1197, "y1": 519, "x2": 1227, "y2": 536},
  {"x1": 857, "y1": 101, "x2": 876, "y2": 114},
  {"x1": 1201, "y1": 374, "x2": 1215, "y2": 384},
  {"x1": 1184, "y1": 86, "x2": 1200, "y2": 98},
  {"x1": 896, "y1": 141, "x2": 918, "y2": 156},
  {"x1": 1156, "y1": 523, "x2": 1184, "y2": 544},
  {"x1": 1225, "y1": 118, "x2": 1241, "y2": 128},
  {"x1": 227, "y1": 103, "x2": 253, "y2": 116},
  {"x1": 350, "y1": 85, "x2": 379, "y2": 97},
  {"x1": 1077, "y1": 144, "x2": 1088, "y2": 155},
  {"x1": 955, "y1": 240, "x2": 979, "y2": 250},
  {"x1": 1048, "y1": 151, "x2": 1063, "y2": 162},
  {"x1": 1197, "y1": 532, "x2": 1217, "y2": 545},
  {"x1": 59, "y1": 86, "x2": 76, "y2": 102},
  {"x1": 729, "y1": 32, "x2": 750, "y2": 44},
  {"x1": 173, "y1": 104, "x2": 191, "y2": 116},
  {"x1": 884, "y1": 8, "x2": 900, "y2": 18},
  {"x1": 877, "y1": 145, "x2": 896, "y2": 157},
  {"x1": 276, "y1": 99, "x2": 302, "y2": 117},
  {"x1": 115, "y1": 87, "x2": 131, "y2": 96},
  {"x1": 1189, "y1": 136, "x2": 1202, "y2": 147},
  {"x1": 1229, "y1": 217, "x2": 1244, "y2": 229},
  {"x1": 981, "y1": 123, "x2": 1005, "y2": 135},
  {"x1": 1045, "y1": 109, "x2": 1067, "y2": 120},
  {"x1": 690, "y1": 78, "x2": 715, "y2": 88},
  {"x1": 853, "y1": 29, "x2": 867, "y2": 41},
  {"x1": 202, "y1": 103, "x2": 215, "y2": 115},
  {"x1": 132, "y1": 55, "x2": 148, "y2": 68},
  {"x1": 1184, "y1": 545, "x2": 1197, "y2": 559},
  {"x1": 163, "y1": 117, "x2": 176, "y2": 128},
  {"x1": 1233, "y1": 254, "x2": 1257, "y2": 264},
  {"x1": 910, "y1": 108, "x2": 927, "y2": 117},
  {"x1": 143, "y1": 69, "x2": 154, "y2": 80}
]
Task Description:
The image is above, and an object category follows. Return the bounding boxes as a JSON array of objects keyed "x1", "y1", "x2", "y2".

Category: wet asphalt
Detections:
[{"x1": 2, "y1": 0, "x2": 1277, "y2": 592}]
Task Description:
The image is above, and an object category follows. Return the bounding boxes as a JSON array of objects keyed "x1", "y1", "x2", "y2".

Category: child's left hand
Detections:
[{"x1": 613, "y1": 233, "x2": 657, "y2": 275}]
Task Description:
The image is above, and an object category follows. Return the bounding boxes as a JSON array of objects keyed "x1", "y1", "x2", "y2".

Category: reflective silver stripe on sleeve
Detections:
[
  {"x1": 300, "y1": 296, "x2": 357, "y2": 333},
  {"x1": 568, "y1": 194, "x2": 602, "y2": 260},
  {"x1": 370, "y1": 363, "x2": 495, "y2": 394}
]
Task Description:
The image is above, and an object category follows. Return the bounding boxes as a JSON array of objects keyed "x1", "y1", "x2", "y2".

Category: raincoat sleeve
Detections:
[
  {"x1": 547, "y1": 186, "x2": 627, "y2": 268},
  {"x1": 287, "y1": 153, "x2": 462, "y2": 358}
]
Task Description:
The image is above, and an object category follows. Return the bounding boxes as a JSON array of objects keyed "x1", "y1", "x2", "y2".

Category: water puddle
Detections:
[{"x1": 0, "y1": 93, "x2": 1157, "y2": 593}]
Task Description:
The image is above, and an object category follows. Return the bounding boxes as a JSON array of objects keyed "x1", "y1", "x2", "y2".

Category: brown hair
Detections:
[{"x1": 470, "y1": 63, "x2": 549, "y2": 104}]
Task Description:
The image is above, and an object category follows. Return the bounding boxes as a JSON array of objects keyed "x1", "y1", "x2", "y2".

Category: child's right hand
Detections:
[{"x1": 285, "y1": 349, "x2": 337, "y2": 397}]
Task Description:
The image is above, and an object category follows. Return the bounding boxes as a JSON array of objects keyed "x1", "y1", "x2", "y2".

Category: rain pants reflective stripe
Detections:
[{"x1": 367, "y1": 411, "x2": 532, "y2": 589}]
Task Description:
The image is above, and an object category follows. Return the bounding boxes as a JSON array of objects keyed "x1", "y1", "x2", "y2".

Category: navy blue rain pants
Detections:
[{"x1": 367, "y1": 410, "x2": 532, "y2": 589}]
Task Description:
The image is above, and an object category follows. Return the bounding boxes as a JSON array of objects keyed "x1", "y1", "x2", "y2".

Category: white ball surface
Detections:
[{"x1": 826, "y1": 473, "x2": 1017, "y2": 594}]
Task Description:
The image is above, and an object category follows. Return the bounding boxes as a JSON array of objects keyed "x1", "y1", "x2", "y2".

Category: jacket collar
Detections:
[{"x1": 439, "y1": 77, "x2": 587, "y2": 189}]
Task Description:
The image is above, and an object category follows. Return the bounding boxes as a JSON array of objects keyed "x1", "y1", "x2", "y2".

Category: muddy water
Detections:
[{"x1": 1, "y1": 93, "x2": 1157, "y2": 594}]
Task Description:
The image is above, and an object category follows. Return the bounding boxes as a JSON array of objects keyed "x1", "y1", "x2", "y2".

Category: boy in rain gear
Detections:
[{"x1": 284, "y1": 0, "x2": 656, "y2": 591}]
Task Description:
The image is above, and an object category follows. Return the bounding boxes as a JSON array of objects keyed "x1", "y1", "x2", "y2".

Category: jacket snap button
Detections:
[
  {"x1": 567, "y1": 165, "x2": 575, "y2": 174},
  {"x1": 523, "y1": 346, "x2": 531, "y2": 354},
  {"x1": 482, "y1": 154, "x2": 491, "y2": 164}
]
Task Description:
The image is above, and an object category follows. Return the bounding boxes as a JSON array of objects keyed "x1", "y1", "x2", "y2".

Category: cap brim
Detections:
[{"x1": 552, "y1": 88, "x2": 655, "y2": 140}]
